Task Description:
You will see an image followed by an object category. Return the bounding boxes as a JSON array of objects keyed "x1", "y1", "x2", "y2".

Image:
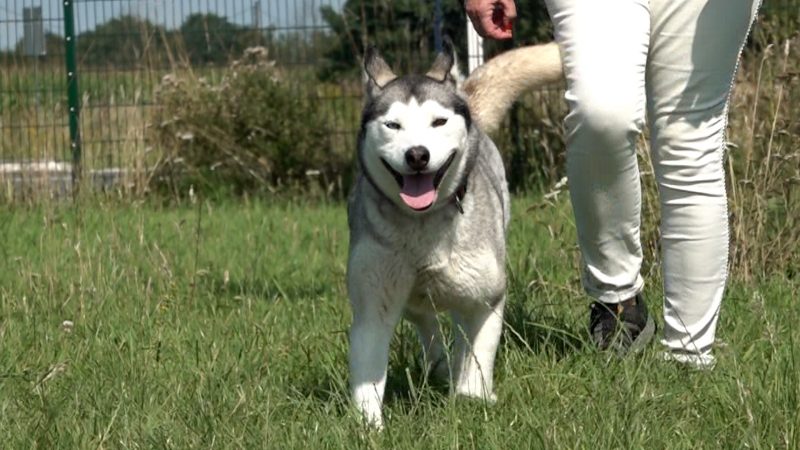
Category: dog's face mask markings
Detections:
[
  {"x1": 360, "y1": 47, "x2": 469, "y2": 212},
  {"x1": 365, "y1": 98, "x2": 466, "y2": 211}
]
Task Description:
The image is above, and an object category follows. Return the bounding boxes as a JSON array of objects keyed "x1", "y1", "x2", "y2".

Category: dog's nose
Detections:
[{"x1": 405, "y1": 146, "x2": 430, "y2": 171}]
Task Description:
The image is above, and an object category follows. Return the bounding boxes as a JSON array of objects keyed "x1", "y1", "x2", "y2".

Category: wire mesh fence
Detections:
[{"x1": 0, "y1": 0, "x2": 797, "y2": 197}]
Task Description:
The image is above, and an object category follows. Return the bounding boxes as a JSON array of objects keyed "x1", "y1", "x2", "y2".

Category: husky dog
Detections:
[{"x1": 347, "y1": 42, "x2": 562, "y2": 428}]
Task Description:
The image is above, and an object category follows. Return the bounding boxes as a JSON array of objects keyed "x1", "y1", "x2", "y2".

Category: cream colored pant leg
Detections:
[{"x1": 544, "y1": 0, "x2": 760, "y2": 365}]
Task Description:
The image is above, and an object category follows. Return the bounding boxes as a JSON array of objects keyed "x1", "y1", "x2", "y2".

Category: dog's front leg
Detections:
[
  {"x1": 347, "y1": 247, "x2": 412, "y2": 429},
  {"x1": 452, "y1": 296, "x2": 506, "y2": 402}
]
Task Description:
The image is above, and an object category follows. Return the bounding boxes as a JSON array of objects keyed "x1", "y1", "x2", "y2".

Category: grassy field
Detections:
[{"x1": 0, "y1": 195, "x2": 797, "y2": 448}]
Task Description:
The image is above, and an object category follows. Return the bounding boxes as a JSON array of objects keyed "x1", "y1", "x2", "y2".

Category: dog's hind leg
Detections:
[
  {"x1": 405, "y1": 308, "x2": 449, "y2": 383},
  {"x1": 451, "y1": 296, "x2": 506, "y2": 402}
]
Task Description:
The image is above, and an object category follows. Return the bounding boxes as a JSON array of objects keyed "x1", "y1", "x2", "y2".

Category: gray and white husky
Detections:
[{"x1": 347, "y1": 42, "x2": 562, "y2": 428}]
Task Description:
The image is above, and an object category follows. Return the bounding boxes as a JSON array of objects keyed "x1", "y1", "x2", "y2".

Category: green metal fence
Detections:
[
  {"x1": 1, "y1": 0, "x2": 356, "y2": 194},
  {"x1": 0, "y1": 0, "x2": 797, "y2": 196}
]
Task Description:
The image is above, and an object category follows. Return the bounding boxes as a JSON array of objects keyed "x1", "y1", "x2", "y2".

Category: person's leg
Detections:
[
  {"x1": 544, "y1": 0, "x2": 650, "y2": 303},
  {"x1": 646, "y1": 0, "x2": 761, "y2": 367}
]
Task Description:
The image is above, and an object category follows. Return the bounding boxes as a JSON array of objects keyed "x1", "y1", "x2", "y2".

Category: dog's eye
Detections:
[
  {"x1": 384, "y1": 121, "x2": 401, "y2": 130},
  {"x1": 431, "y1": 118, "x2": 448, "y2": 127}
]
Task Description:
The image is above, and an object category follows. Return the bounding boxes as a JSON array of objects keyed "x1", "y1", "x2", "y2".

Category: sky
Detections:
[{"x1": 0, "y1": 0, "x2": 341, "y2": 50}]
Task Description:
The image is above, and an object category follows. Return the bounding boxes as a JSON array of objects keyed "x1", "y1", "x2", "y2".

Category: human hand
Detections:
[{"x1": 465, "y1": 0, "x2": 516, "y2": 40}]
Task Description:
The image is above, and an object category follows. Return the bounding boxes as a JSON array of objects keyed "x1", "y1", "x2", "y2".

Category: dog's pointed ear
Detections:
[
  {"x1": 426, "y1": 37, "x2": 456, "y2": 85},
  {"x1": 363, "y1": 46, "x2": 397, "y2": 96}
]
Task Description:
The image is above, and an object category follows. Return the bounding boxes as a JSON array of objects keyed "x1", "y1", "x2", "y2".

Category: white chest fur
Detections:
[{"x1": 359, "y1": 200, "x2": 506, "y2": 313}]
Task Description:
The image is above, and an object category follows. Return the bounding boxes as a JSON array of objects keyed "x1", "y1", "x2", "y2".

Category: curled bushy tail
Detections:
[{"x1": 462, "y1": 42, "x2": 563, "y2": 134}]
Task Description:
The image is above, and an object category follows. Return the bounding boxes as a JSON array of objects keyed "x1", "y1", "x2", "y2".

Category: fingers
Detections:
[
  {"x1": 466, "y1": 0, "x2": 516, "y2": 40},
  {"x1": 498, "y1": 0, "x2": 517, "y2": 27}
]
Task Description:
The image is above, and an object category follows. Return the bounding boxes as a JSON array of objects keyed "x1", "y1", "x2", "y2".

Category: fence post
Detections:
[
  {"x1": 63, "y1": 0, "x2": 82, "y2": 188},
  {"x1": 466, "y1": 16, "x2": 484, "y2": 73}
]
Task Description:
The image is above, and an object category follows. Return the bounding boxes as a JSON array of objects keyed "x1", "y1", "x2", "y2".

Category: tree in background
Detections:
[
  {"x1": 264, "y1": 28, "x2": 333, "y2": 68},
  {"x1": 317, "y1": 0, "x2": 468, "y2": 81},
  {"x1": 64, "y1": 13, "x2": 262, "y2": 69},
  {"x1": 76, "y1": 15, "x2": 168, "y2": 68},
  {"x1": 179, "y1": 13, "x2": 262, "y2": 66},
  {"x1": 317, "y1": 0, "x2": 551, "y2": 81}
]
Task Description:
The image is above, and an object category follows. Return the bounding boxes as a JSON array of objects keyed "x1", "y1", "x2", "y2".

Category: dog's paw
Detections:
[
  {"x1": 352, "y1": 387, "x2": 385, "y2": 430},
  {"x1": 356, "y1": 408, "x2": 384, "y2": 431}
]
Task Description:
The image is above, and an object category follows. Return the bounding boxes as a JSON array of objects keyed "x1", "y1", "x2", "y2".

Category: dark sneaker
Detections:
[{"x1": 589, "y1": 294, "x2": 655, "y2": 355}]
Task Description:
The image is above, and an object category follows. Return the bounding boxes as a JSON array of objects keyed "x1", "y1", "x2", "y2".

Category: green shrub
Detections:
[{"x1": 150, "y1": 47, "x2": 346, "y2": 196}]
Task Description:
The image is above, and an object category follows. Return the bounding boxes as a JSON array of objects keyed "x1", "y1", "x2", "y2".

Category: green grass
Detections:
[{"x1": 0, "y1": 195, "x2": 798, "y2": 448}]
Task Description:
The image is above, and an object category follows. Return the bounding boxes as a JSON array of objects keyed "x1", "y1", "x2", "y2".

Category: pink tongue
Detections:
[{"x1": 399, "y1": 173, "x2": 437, "y2": 210}]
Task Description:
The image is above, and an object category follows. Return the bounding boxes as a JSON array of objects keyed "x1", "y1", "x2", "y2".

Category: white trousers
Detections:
[{"x1": 544, "y1": 0, "x2": 760, "y2": 366}]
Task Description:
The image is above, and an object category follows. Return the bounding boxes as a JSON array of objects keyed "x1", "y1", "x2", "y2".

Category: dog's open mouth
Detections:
[{"x1": 381, "y1": 152, "x2": 456, "y2": 211}]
